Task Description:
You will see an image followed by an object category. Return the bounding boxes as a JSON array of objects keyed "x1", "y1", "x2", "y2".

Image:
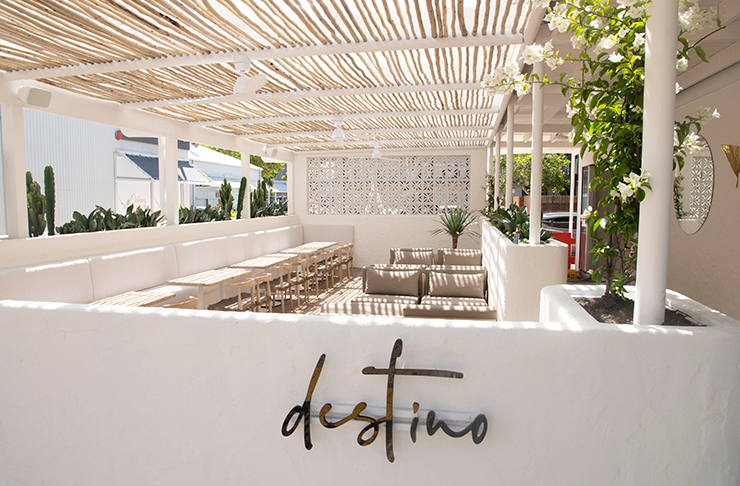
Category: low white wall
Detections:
[
  {"x1": 1, "y1": 301, "x2": 739, "y2": 485},
  {"x1": 0, "y1": 215, "x2": 300, "y2": 270},
  {"x1": 482, "y1": 220, "x2": 568, "y2": 321}
]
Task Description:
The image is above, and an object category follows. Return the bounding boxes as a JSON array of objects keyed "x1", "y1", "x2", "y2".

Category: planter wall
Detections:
[{"x1": 481, "y1": 220, "x2": 568, "y2": 321}]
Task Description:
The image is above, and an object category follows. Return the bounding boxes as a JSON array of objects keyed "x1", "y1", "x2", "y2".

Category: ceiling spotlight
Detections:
[
  {"x1": 332, "y1": 127, "x2": 345, "y2": 141},
  {"x1": 372, "y1": 141, "x2": 381, "y2": 158}
]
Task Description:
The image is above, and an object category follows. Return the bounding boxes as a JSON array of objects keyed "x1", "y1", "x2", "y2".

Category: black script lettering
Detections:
[
  {"x1": 281, "y1": 353, "x2": 326, "y2": 450},
  {"x1": 410, "y1": 402, "x2": 420, "y2": 443},
  {"x1": 426, "y1": 410, "x2": 488, "y2": 444},
  {"x1": 318, "y1": 402, "x2": 384, "y2": 446}
]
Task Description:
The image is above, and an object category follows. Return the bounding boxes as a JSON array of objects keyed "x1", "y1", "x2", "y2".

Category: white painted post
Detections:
[
  {"x1": 494, "y1": 131, "x2": 502, "y2": 209},
  {"x1": 157, "y1": 136, "x2": 179, "y2": 226},
  {"x1": 0, "y1": 104, "x2": 28, "y2": 238},
  {"x1": 634, "y1": 0, "x2": 679, "y2": 325},
  {"x1": 506, "y1": 105, "x2": 514, "y2": 207},
  {"x1": 286, "y1": 161, "x2": 294, "y2": 215},
  {"x1": 240, "y1": 151, "x2": 251, "y2": 219},
  {"x1": 529, "y1": 61, "x2": 544, "y2": 245}
]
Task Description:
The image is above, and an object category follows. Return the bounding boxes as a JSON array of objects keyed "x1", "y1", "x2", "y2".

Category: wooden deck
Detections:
[{"x1": 209, "y1": 269, "x2": 363, "y2": 314}]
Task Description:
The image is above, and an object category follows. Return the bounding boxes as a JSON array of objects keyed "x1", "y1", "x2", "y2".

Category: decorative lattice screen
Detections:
[
  {"x1": 307, "y1": 156, "x2": 470, "y2": 215},
  {"x1": 689, "y1": 155, "x2": 713, "y2": 221}
]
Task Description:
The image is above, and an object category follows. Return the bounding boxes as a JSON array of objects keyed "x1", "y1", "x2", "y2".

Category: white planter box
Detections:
[
  {"x1": 540, "y1": 284, "x2": 740, "y2": 328},
  {"x1": 481, "y1": 220, "x2": 568, "y2": 321}
]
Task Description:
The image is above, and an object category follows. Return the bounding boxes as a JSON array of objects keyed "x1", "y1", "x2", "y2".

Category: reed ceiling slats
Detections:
[{"x1": 0, "y1": 0, "x2": 541, "y2": 151}]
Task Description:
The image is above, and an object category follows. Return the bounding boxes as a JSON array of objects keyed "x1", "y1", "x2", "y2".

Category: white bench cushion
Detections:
[
  {"x1": 0, "y1": 259, "x2": 94, "y2": 304},
  {"x1": 174, "y1": 235, "x2": 247, "y2": 277},
  {"x1": 303, "y1": 224, "x2": 354, "y2": 246},
  {"x1": 89, "y1": 246, "x2": 179, "y2": 301}
]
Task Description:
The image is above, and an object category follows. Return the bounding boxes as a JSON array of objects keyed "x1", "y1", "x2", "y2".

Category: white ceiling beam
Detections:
[
  {"x1": 3, "y1": 34, "x2": 524, "y2": 81},
  {"x1": 192, "y1": 108, "x2": 498, "y2": 127},
  {"x1": 267, "y1": 137, "x2": 488, "y2": 148},
  {"x1": 240, "y1": 125, "x2": 495, "y2": 139},
  {"x1": 122, "y1": 82, "x2": 484, "y2": 109}
]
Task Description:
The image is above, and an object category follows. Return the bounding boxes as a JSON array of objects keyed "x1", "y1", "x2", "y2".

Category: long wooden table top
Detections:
[
  {"x1": 89, "y1": 290, "x2": 175, "y2": 307},
  {"x1": 229, "y1": 253, "x2": 298, "y2": 269},
  {"x1": 279, "y1": 241, "x2": 337, "y2": 255},
  {"x1": 167, "y1": 268, "x2": 250, "y2": 287}
]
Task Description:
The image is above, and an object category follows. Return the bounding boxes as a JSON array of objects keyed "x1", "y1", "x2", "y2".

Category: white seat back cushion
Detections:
[
  {"x1": 174, "y1": 235, "x2": 247, "y2": 276},
  {"x1": 277, "y1": 225, "x2": 305, "y2": 250},
  {"x1": 89, "y1": 246, "x2": 179, "y2": 300},
  {"x1": 0, "y1": 259, "x2": 94, "y2": 304},
  {"x1": 303, "y1": 224, "x2": 354, "y2": 245}
]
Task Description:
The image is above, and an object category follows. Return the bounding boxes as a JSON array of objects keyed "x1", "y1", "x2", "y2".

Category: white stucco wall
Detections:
[
  {"x1": 293, "y1": 149, "x2": 487, "y2": 267},
  {"x1": 482, "y1": 220, "x2": 568, "y2": 321},
  {"x1": 0, "y1": 214, "x2": 299, "y2": 270},
  {"x1": 1, "y1": 301, "x2": 738, "y2": 485},
  {"x1": 670, "y1": 75, "x2": 740, "y2": 320}
]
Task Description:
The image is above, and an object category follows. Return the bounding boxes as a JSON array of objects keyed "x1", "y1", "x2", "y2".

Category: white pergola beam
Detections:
[
  {"x1": 123, "y1": 82, "x2": 484, "y2": 109},
  {"x1": 241, "y1": 125, "x2": 494, "y2": 139},
  {"x1": 269, "y1": 137, "x2": 488, "y2": 148},
  {"x1": 193, "y1": 108, "x2": 499, "y2": 127},
  {"x1": 3, "y1": 34, "x2": 524, "y2": 81}
]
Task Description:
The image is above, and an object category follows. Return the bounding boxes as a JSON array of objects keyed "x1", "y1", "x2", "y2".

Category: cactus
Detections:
[
  {"x1": 44, "y1": 166, "x2": 55, "y2": 235},
  {"x1": 26, "y1": 171, "x2": 46, "y2": 237},
  {"x1": 250, "y1": 179, "x2": 267, "y2": 218},
  {"x1": 236, "y1": 176, "x2": 247, "y2": 219},
  {"x1": 218, "y1": 178, "x2": 233, "y2": 220}
]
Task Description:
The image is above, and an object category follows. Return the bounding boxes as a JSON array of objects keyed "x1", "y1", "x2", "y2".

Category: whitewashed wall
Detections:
[
  {"x1": 671, "y1": 74, "x2": 740, "y2": 320},
  {"x1": 0, "y1": 214, "x2": 299, "y2": 270},
  {"x1": 1, "y1": 301, "x2": 738, "y2": 485},
  {"x1": 482, "y1": 220, "x2": 568, "y2": 321},
  {"x1": 294, "y1": 149, "x2": 487, "y2": 267}
]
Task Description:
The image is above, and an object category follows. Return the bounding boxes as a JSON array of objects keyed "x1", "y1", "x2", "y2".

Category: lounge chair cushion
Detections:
[
  {"x1": 390, "y1": 248, "x2": 435, "y2": 265},
  {"x1": 421, "y1": 296, "x2": 488, "y2": 306},
  {"x1": 428, "y1": 271, "x2": 485, "y2": 299},
  {"x1": 365, "y1": 268, "x2": 421, "y2": 296},
  {"x1": 351, "y1": 295, "x2": 420, "y2": 305},
  {"x1": 439, "y1": 249, "x2": 483, "y2": 265}
]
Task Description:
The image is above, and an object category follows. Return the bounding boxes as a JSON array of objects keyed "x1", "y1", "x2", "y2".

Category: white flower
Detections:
[
  {"x1": 609, "y1": 53, "x2": 624, "y2": 63},
  {"x1": 628, "y1": 172, "x2": 641, "y2": 186},
  {"x1": 545, "y1": 4, "x2": 572, "y2": 33},
  {"x1": 581, "y1": 206, "x2": 593, "y2": 219},
  {"x1": 695, "y1": 106, "x2": 720, "y2": 122},
  {"x1": 632, "y1": 33, "x2": 645, "y2": 49},
  {"x1": 679, "y1": 3, "x2": 716, "y2": 32},
  {"x1": 522, "y1": 44, "x2": 545, "y2": 64},
  {"x1": 617, "y1": 0, "x2": 640, "y2": 6},
  {"x1": 676, "y1": 56, "x2": 688, "y2": 72},
  {"x1": 626, "y1": 5, "x2": 646, "y2": 18},
  {"x1": 571, "y1": 33, "x2": 587, "y2": 50},
  {"x1": 675, "y1": 82, "x2": 683, "y2": 94},
  {"x1": 617, "y1": 181, "x2": 634, "y2": 202},
  {"x1": 568, "y1": 130, "x2": 576, "y2": 143},
  {"x1": 683, "y1": 132, "x2": 701, "y2": 154},
  {"x1": 532, "y1": 0, "x2": 550, "y2": 8},
  {"x1": 595, "y1": 35, "x2": 618, "y2": 53},
  {"x1": 673, "y1": 127, "x2": 680, "y2": 147}
]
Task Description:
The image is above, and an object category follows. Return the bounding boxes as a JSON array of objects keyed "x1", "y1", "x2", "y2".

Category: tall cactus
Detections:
[
  {"x1": 44, "y1": 165, "x2": 55, "y2": 235},
  {"x1": 26, "y1": 171, "x2": 46, "y2": 237},
  {"x1": 236, "y1": 176, "x2": 247, "y2": 219},
  {"x1": 250, "y1": 179, "x2": 267, "y2": 218},
  {"x1": 218, "y1": 178, "x2": 233, "y2": 220}
]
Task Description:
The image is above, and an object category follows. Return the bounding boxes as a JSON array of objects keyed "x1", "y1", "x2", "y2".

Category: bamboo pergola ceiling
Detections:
[{"x1": 0, "y1": 0, "x2": 540, "y2": 152}]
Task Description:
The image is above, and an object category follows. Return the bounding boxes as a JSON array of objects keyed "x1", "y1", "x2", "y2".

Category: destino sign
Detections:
[{"x1": 282, "y1": 338, "x2": 488, "y2": 463}]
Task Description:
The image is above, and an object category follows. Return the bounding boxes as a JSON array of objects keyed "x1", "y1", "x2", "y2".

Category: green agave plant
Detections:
[{"x1": 430, "y1": 207, "x2": 479, "y2": 249}]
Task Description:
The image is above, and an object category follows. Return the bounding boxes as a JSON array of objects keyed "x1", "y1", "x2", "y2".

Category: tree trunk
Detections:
[{"x1": 452, "y1": 236, "x2": 458, "y2": 249}]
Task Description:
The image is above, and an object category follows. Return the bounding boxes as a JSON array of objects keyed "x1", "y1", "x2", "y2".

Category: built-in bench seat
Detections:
[{"x1": 0, "y1": 223, "x2": 353, "y2": 308}]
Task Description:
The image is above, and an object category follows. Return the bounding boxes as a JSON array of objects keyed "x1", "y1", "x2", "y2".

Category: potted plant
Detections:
[{"x1": 430, "y1": 207, "x2": 479, "y2": 249}]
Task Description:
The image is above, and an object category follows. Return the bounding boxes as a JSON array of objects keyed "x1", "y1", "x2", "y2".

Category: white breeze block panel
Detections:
[
  {"x1": 0, "y1": 259, "x2": 94, "y2": 304},
  {"x1": 303, "y1": 224, "x2": 354, "y2": 245},
  {"x1": 89, "y1": 246, "x2": 180, "y2": 301},
  {"x1": 174, "y1": 235, "x2": 247, "y2": 277}
]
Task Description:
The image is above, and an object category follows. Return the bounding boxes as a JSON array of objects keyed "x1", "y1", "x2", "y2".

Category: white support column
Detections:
[
  {"x1": 494, "y1": 131, "x2": 502, "y2": 209},
  {"x1": 634, "y1": 0, "x2": 679, "y2": 325},
  {"x1": 240, "y1": 151, "x2": 251, "y2": 219},
  {"x1": 529, "y1": 61, "x2": 544, "y2": 245},
  {"x1": 506, "y1": 105, "x2": 514, "y2": 207},
  {"x1": 286, "y1": 161, "x2": 294, "y2": 215},
  {"x1": 157, "y1": 136, "x2": 179, "y2": 226},
  {"x1": 0, "y1": 104, "x2": 28, "y2": 238}
]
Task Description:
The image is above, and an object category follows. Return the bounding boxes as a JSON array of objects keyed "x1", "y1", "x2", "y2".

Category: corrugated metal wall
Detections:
[{"x1": 23, "y1": 109, "x2": 116, "y2": 226}]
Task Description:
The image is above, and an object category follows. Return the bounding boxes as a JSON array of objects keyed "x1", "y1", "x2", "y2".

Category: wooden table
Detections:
[
  {"x1": 229, "y1": 253, "x2": 298, "y2": 270},
  {"x1": 167, "y1": 268, "x2": 251, "y2": 310},
  {"x1": 89, "y1": 290, "x2": 176, "y2": 307},
  {"x1": 279, "y1": 241, "x2": 337, "y2": 257}
]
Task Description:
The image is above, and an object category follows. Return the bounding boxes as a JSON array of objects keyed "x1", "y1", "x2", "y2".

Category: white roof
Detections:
[{"x1": 188, "y1": 144, "x2": 262, "y2": 172}]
